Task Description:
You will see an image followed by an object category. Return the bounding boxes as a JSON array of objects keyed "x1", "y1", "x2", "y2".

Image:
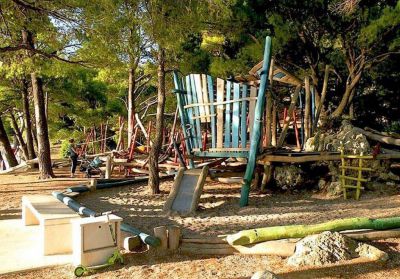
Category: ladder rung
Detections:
[
  {"x1": 339, "y1": 175, "x2": 367, "y2": 182},
  {"x1": 339, "y1": 166, "x2": 373, "y2": 171},
  {"x1": 342, "y1": 185, "x2": 365, "y2": 190}
]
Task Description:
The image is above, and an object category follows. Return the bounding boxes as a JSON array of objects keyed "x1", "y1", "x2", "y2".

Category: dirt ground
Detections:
[{"x1": 1, "y1": 166, "x2": 400, "y2": 279}]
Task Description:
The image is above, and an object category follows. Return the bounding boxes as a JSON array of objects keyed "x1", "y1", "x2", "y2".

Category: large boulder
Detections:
[
  {"x1": 305, "y1": 120, "x2": 370, "y2": 155},
  {"x1": 274, "y1": 165, "x2": 304, "y2": 190},
  {"x1": 251, "y1": 270, "x2": 280, "y2": 279}
]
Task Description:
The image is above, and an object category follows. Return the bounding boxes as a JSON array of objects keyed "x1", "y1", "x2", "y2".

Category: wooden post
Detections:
[
  {"x1": 292, "y1": 110, "x2": 301, "y2": 149},
  {"x1": 277, "y1": 85, "x2": 302, "y2": 148},
  {"x1": 240, "y1": 36, "x2": 272, "y2": 207},
  {"x1": 105, "y1": 155, "x2": 111, "y2": 179},
  {"x1": 260, "y1": 163, "x2": 273, "y2": 192},
  {"x1": 154, "y1": 226, "x2": 168, "y2": 250},
  {"x1": 304, "y1": 76, "x2": 311, "y2": 140},
  {"x1": 271, "y1": 100, "x2": 277, "y2": 146},
  {"x1": 89, "y1": 178, "x2": 97, "y2": 191},
  {"x1": 312, "y1": 65, "x2": 330, "y2": 132},
  {"x1": 168, "y1": 225, "x2": 181, "y2": 251},
  {"x1": 265, "y1": 58, "x2": 274, "y2": 148}
]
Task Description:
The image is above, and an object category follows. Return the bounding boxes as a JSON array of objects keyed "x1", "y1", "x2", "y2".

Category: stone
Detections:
[
  {"x1": 356, "y1": 243, "x2": 389, "y2": 262},
  {"x1": 251, "y1": 270, "x2": 280, "y2": 279},
  {"x1": 287, "y1": 231, "x2": 358, "y2": 267},
  {"x1": 274, "y1": 165, "x2": 304, "y2": 190},
  {"x1": 326, "y1": 182, "x2": 343, "y2": 197}
]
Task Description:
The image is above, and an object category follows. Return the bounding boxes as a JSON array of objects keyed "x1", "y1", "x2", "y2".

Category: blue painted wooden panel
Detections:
[
  {"x1": 232, "y1": 83, "x2": 240, "y2": 148},
  {"x1": 185, "y1": 75, "x2": 197, "y2": 149},
  {"x1": 224, "y1": 81, "x2": 232, "y2": 147},
  {"x1": 194, "y1": 151, "x2": 249, "y2": 158},
  {"x1": 240, "y1": 84, "x2": 248, "y2": 148},
  {"x1": 207, "y1": 75, "x2": 216, "y2": 149},
  {"x1": 189, "y1": 74, "x2": 202, "y2": 149}
]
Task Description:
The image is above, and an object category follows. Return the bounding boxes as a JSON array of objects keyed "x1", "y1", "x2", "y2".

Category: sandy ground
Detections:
[{"x1": 1, "y1": 166, "x2": 400, "y2": 278}]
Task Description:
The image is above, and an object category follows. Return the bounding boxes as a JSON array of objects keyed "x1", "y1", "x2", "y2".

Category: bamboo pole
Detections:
[
  {"x1": 226, "y1": 216, "x2": 400, "y2": 245},
  {"x1": 277, "y1": 85, "x2": 302, "y2": 148}
]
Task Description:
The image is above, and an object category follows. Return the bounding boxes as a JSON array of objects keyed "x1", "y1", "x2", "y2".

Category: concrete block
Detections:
[
  {"x1": 72, "y1": 214, "x2": 122, "y2": 267},
  {"x1": 123, "y1": 236, "x2": 141, "y2": 252}
]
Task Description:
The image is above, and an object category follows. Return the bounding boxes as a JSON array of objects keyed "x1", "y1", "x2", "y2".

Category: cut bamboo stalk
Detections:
[{"x1": 227, "y1": 216, "x2": 400, "y2": 245}]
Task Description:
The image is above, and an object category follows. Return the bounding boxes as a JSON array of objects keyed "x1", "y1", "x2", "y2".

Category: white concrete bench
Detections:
[{"x1": 22, "y1": 195, "x2": 81, "y2": 255}]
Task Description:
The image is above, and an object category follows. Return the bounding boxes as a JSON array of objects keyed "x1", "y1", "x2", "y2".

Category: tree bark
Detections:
[
  {"x1": 31, "y1": 72, "x2": 54, "y2": 178},
  {"x1": 9, "y1": 112, "x2": 29, "y2": 160},
  {"x1": 332, "y1": 71, "x2": 362, "y2": 118},
  {"x1": 148, "y1": 48, "x2": 166, "y2": 194},
  {"x1": 21, "y1": 79, "x2": 36, "y2": 159},
  {"x1": 127, "y1": 67, "x2": 136, "y2": 145},
  {"x1": 0, "y1": 117, "x2": 18, "y2": 168}
]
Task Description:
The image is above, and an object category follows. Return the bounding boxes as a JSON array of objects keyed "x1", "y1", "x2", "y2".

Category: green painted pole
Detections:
[
  {"x1": 227, "y1": 216, "x2": 400, "y2": 245},
  {"x1": 239, "y1": 36, "x2": 272, "y2": 207},
  {"x1": 172, "y1": 71, "x2": 195, "y2": 169}
]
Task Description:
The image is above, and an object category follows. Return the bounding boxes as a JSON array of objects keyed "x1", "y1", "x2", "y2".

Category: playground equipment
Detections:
[
  {"x1": 339, "y1": 149, "x2": 374, "y2": 200},
  {"x1": 173, "y1": 36, "x2": 272, "y2": 206},
  {"x1": 163, "y1": 166, "x2": 209, "y2": 215},
  {"x1": 72, "y1": 212, "x2": 123, "y2": 277}
]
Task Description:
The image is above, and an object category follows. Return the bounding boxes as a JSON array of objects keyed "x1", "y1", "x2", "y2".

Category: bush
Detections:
[{"x1": 59, "y1": 140, "x2": 71, "y2": 158}]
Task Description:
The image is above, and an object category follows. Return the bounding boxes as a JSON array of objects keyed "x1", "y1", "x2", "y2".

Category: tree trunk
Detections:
[
  {"x1": 20, "y1": 60, "x2": 35, "y2": 158},
  {"x1": 31, "y1": 72, "x2": 54, "y2": 178},
  {"x1": 9, "y1": 112, "x2": 29, "y2": 160},
  {"x1": 127, "y1": 67, "x2": 136, "y2": 145},
  {"x1": 148, "y1": 49, "x2": 166, "y2": 194},
  {"x1": 0, "y1": 117, "x2": 18, "y2": 168}
]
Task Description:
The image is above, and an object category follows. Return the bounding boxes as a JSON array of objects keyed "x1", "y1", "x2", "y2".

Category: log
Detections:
[
  {"x1": 353, "y1": 127, "x2": 400, "y2": 147},
  {"x1": 342, "y1": 228, "x2": 400, "y2": 241},
  {"x1": 226, "y1": 216, "x2": 400, "y2": 245},
  {"x1": 154, "y1": 226, "x2": 168, "y2": 250},
  {"x1": 168, "y1": 225, "x2": 181, "y2": 251}
]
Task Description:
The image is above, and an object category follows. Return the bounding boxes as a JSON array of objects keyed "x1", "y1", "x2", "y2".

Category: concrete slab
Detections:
[{"x1": 0, "y1": 219, "x2": 72, "y2": 275}]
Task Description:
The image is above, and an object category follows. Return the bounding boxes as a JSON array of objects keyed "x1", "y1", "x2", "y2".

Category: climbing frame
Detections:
[{"x1": 339, "y1": 149, "x2": 373, "y2": 200}]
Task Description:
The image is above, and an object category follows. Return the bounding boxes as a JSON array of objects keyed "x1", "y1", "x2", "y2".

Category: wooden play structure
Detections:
[{"x1": 173, "y1": 36, "x2": 273, "y2": 206}]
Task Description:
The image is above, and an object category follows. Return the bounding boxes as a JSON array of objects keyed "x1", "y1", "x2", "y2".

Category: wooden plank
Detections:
[
  {"x1": 232, "y1": 83, "x2": 240, "y2": 148},
  {"x1": 185, "y1": 75, "x2": 197, "y2": 149},
  {"x1": 207, "y1": 75, "x2": 216, "y2": 149},
  {"x1": 216, "y1": 78, "x2": 224, "y2": 148},
  {"x1": 190, "y1": 74, "x2": 203, "y2": 150},
  {"x1": 240, "y1": 84, "x2": 248, "y2": 148},
  {"x1": 339, "y1": 175, "x2": 367, "y2": 182},
  {"x1": 194, "y1": 74, "x2": 206, "y2": 123},
  {"x1": 224, "y1": 81, "x2": 232, "y2": 147},
  {"x1": 248, "y1": 86, "x2": 257, "y2": 138},
  {"x1": 201, "y1": 74, "x2": 211, "y2": 122}
]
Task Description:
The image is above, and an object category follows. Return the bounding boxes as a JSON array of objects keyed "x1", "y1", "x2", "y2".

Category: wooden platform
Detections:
[{"x1": 258, "y1": 151, "x2": 400, "y2": 164}]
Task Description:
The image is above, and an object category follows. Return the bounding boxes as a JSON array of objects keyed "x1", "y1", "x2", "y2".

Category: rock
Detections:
[
  {"x1": 356, "y1": 243, "x2": 389, "y2": 262},
  {"x1": 326, "y1": 182, "x2": 343, "y2": 197},
  {"x1": 251, "y1": 270, "x2": 280, "y2": 279},
  {"x1": 318, "y1": 179, "x2": 327, "y2": 190},
  {"x1": 305, "y1": 121, "x2": 370, "y2": 154},
  {"x1": 287, "y1": 231, "x2": 358, "y2": 267},
  {"x1": 274, "y1": 165, "x2": 304, "y2": 190}
]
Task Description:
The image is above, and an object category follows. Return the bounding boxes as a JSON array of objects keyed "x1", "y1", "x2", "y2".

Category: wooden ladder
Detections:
[{"x1": 339, "y1": 149, "x2": 373, "y2": 200}]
